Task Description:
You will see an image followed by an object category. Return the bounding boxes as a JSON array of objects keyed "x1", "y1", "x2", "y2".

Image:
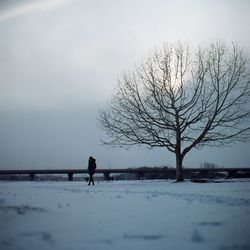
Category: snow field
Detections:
[{"x1": 0, "y1": 180, "x2": 250, "y2": 250}]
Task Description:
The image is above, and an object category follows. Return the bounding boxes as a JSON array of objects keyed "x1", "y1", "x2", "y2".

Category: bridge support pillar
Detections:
[
  {"x1": 30, "y1": 173, "x2": 35, "y2": 180},
  {"x1": 104, "y1": 172, "x2": 110, "y2": 181},
  {"x1": 68, "y1": 173, "x2": 73, "y2": 181},
  {"x1": 227, "y1": 170, "x2": 237, "y2": 179}
]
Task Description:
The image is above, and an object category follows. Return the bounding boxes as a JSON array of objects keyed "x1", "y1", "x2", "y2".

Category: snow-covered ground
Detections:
[{"x1": 0, "y1": 179, "x2": 250, "y2": 250}]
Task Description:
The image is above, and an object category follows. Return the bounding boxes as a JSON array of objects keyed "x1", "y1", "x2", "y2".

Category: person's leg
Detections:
[{"x1": 89, "y1": 174, "x2": 94, "y2": 185}]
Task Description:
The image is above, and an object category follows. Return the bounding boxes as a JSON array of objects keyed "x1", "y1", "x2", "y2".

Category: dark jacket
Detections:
[{"x1": 88, "y1": 158, "x2": 96, "y2": 175}]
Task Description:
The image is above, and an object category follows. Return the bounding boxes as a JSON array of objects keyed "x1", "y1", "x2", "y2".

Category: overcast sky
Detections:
[{"x1": 0, "y1": 0, "x2": 250, "y2": 169}]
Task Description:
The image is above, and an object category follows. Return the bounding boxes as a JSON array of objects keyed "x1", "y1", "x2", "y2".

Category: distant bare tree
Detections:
[
  {"x1": 200, "y1": 162, "x2": 220, "y2": 169},
  {"x1": 99, "y1": 42, "x2": 250, "y2": 181}
]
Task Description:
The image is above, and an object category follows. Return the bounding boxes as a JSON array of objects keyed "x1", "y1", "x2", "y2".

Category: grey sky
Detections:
[{"x1": 0, "y1": 0, "x2": 250, "y2": 169}]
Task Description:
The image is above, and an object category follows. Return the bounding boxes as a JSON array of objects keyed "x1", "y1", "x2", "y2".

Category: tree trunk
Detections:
[{"x1": 176, "y1": 154, "x2": 184, "y2": 182}]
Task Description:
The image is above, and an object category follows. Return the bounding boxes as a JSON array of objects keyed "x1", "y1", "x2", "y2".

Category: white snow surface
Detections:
[{"x1": 0, "y1": 179, "x2": 250, "y2": 250}]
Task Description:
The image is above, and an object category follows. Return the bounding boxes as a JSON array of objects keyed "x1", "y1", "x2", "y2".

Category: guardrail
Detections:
[{"x1": 0, "y1": 168, "x2": 250, "y2": 181}]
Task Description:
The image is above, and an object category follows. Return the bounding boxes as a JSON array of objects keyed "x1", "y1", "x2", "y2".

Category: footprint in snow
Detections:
[
  {"x1": 191, "y1": 229, "x2": 204, "y2": 243},
  {"x1": 198, "y1": 222, "x2": 224, "y2": 227}
]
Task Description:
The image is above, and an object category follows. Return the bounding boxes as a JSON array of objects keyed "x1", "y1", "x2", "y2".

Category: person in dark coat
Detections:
[{"x1": 88, "y1": 156, "x2": 96, "y2": 185}]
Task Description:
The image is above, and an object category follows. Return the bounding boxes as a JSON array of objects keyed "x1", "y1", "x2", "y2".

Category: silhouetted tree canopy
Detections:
[{"x1": 99, "y1": 41, "x2": 250, "y2": 181}]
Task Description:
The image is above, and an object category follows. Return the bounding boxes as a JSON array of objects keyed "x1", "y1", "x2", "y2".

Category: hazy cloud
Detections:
[
  {"x1": 0, "y1": 0, "x2": 72, "y2": 22},
  {"x1": 0, "y1": 0, "x2": 250, "y2": 169}
]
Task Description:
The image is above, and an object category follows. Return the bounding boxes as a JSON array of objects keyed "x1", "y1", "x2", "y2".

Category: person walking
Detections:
[{"x1": 87, "y1": 156, "x2": 96, "y2": 185}]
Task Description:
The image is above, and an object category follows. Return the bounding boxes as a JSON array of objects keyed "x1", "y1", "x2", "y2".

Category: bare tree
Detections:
[{"x1": 99, "y1": 42, "x2": 250, "y2": 181}]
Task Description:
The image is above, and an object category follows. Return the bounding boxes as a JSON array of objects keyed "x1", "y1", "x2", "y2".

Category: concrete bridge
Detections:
[{"x1": 0, "y1": 167, "x2": 250, "y2": 181}]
